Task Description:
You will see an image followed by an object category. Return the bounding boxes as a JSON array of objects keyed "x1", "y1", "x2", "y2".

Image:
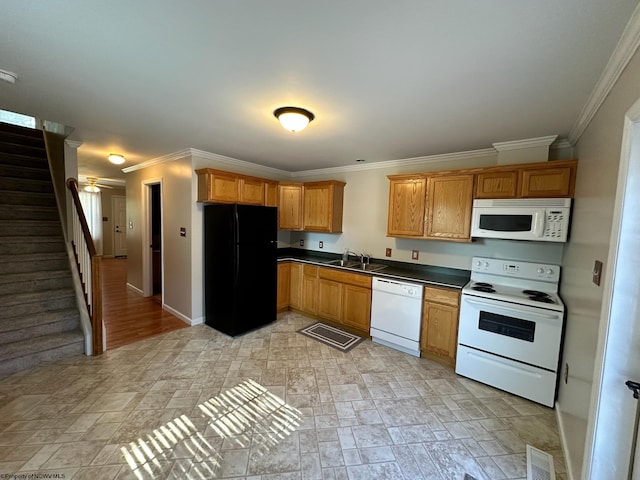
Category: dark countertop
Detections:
[{"x1": 277, "y1": 248, "x2": 470, "y2": 289}]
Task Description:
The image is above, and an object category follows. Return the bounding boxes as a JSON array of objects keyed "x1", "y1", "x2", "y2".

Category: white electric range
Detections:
[{"x1": 455, "y1": 256, "x2": 565, "y2": 407}]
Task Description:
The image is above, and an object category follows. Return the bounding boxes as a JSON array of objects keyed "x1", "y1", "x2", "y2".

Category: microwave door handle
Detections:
[
  {"x1": 464, "y1": 297, "x2": 561, "y2": 320},
  {"x1": 532, "y1": 211, "x2": 545, "y2": 237}
]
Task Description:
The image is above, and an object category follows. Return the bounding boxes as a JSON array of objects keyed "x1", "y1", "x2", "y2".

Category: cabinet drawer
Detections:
[
  {"x1": 318, "y1": 267, "x2": 372, "y2": 288},
  {"x1": 423, "y1": 286, "x2": 459, "y2": 306},
  {"x1": 303, "y1": 264, "x2": 318, "y2": 277}
]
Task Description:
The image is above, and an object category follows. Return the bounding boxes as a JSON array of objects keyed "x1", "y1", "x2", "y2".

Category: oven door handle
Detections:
[{"x1": 463, "y1": 297, "x2": 561, "y2": 320}]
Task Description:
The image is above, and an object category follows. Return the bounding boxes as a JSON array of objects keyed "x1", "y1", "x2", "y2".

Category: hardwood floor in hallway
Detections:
[{"x1": 101, "y1": 257, "x2": 188, "y2": 350}]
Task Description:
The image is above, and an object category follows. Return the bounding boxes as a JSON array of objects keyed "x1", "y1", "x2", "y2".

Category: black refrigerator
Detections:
[{"x1": 204, "y1": 204, "x2": 277, "y2": 336}]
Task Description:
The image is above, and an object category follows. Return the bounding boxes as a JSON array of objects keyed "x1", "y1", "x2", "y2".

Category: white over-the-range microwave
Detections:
[{"x1": 471, "y1": 198, "x2": 572, "y2": 242}]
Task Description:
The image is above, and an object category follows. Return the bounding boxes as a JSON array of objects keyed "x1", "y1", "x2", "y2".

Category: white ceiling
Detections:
[{"x1": 0, "y1": 0, "x2": 638, "y2": 182}]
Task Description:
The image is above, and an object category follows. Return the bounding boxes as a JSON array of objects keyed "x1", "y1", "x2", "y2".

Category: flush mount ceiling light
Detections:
[
  {"x1": 108, "y1": 153, "x2": 125, "y2": 165},
  {"x1": 273, "y1": 106, "x2": 315, "y2": 132},
  {"x1": 0, "y1": 69, "x2": 17, "y2": 84}
]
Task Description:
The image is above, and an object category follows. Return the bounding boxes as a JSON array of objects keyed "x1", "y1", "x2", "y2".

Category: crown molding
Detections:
[
  {"x1": 550, "y1": 138, "x2": 572, "y2": 150},
  {"x1": 121, "y1": 148, "x2": 192, "y2": 173},
  {"x1": 65, "y1": 139, "x2": 82, "y2": 149},
  {"x1": 568, "y1": 3, "x2": 640, "y2": 145},
  {"x1": 290, "y1": 148, "x2": 496, "y2": 178},
  {"x1": 189, "y1": 148, "x2": 290, "y2": 179},
  {"x1": 492, "y1": 135, "x2": 558, "y2": 152}
]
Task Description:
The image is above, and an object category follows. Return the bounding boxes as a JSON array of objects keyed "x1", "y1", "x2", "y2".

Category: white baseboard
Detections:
[
  {"x1": 126, "y1": 283, "x2": 144, "y2": 295},
  {"x1": 190, "y1": 316, "x2": 204, "y2": 326},
  {"x1": 162, "y1": 304, "x2": 197, "y2": 326},
  {"x1": 555, "y1": 401, "x2": 576, "y2": 480}
]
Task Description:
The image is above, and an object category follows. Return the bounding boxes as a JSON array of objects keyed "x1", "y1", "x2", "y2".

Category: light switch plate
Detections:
[
  {"x1": 593, "y1": 260, "x2": 603, "y2": 286},
  {"x1": 299, "y1": 239, "x2": 304, "y2": 247},
  {"x1": 319, "y1": 241, "x2": 323, "y2": 248},
  {"x1": 412, "y1": 250, "x2": 419, "y2": 260},
  {"x1": 385, "y1": 248, "x2": 392, "y2": 257}
]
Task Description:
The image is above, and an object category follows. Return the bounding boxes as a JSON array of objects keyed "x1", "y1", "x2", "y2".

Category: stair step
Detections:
[
  {"x1": 0, "y1": 204, "x2": 59, "y2": 221},
  {"x1": 0, "y1": 251, "x2": 69, "y2": 273},
  {"x1": 0, "y1": 308, "x2": 80, "y2": 346},
  {"x1": 0, "y1": 142, "x2": 46, "y2": 158},
  {"x1": 0, "y1": 130, "x2": 45, "y2": 149},
  {"x1": 0, "y1": 189, "x2": 57, "y2": 207},
  {"x1": 0, "y1": 219, "x2": 62, "y2": 236},
  {"x1": 0, "y1": 331, "x2": 84, "y2": 378},
  {"x1": 0, "y1": 152, "x2": 50, "y2": 170},
  {"x1": 0, "y1": 270, "x2": 72, "y2": 295},
  {"x1": 0, "y1": 122, "x2": 44, "y2": 139},
  {"x1": 0, "y1": 288, "x2": 76, "y2": 318},
  {"x1": 0, "y1": 236, "x2": 65, "y2": 255},
  {"x1": 0, "y1": 176, "x2": 53, "y2": 193},
  {"x1": 0, "y1": 164, "x2": 52, "y2": 181}
]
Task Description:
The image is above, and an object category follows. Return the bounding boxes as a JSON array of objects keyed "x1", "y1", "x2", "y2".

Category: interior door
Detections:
[
  {"x1": 112, "y1": 195, "x2": 127, "y2": 257},
  {"x1": 585, "y1": 109, "x2": 640, "y2": 480}
]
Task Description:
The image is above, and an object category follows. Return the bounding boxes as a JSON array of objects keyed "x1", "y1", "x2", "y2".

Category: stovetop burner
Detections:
[
  {"x1": 463, "y1": 257, "x2": 565, "y2": 312},
  {"x1": 472, "y1": 285, "x2": 496, "y2": 293}
]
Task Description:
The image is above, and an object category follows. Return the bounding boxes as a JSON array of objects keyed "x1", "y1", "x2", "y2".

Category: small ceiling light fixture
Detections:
[
  {"x1": 273, "y1": 106, "x2": 315, "y2": 132},
  {"x1": 84, "y1": 177, "x2": 101, "y2": 193},
  {"x1": 108, "y1": 153, "x2": 125, "y2": 165},
  {"x1": 0, "y1": 69, "x2": 17, "y2": 84}
]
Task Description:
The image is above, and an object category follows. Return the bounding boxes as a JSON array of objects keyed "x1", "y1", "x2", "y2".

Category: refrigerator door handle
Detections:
[{"x1": 235, "y1": 208, "x2": 240, "y2": 287}]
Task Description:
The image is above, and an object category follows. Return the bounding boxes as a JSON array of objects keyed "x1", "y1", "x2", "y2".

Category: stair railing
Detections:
[{"x1": 66, "y1": 178, "x2": 103, "y2": 355}]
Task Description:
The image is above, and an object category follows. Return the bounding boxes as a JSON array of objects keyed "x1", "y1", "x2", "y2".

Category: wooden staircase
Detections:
[{"x1": 0, "y1": 122, "x2": 84, "y2": 377}]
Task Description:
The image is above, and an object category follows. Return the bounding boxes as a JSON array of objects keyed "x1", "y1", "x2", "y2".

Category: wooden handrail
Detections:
[
  {"x1": 67, "y1": 178, "x2": 97, "y2": 256},
  {"x1": 66, "y1": 177, "x2": 103, "y2": 355}
]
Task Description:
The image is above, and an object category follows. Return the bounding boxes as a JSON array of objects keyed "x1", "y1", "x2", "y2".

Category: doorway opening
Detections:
[
  {"x1": 142, "y1": 178, "x2": 163, "y2": 302},
  {"x1": 584, "y1": 97, "x2": 640, "y2": 479},
  {"x1": 151, "y1": 184, "x2": 162, "y2": 301}
]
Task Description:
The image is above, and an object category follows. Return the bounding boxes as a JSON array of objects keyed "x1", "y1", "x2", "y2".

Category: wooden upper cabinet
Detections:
[
  {"x1": 475, "y1": 170, "x2": 519, "y2": 199},
  {"x1": 264, "y1": 182, "x2": 278, "y2": 207},
  {"x1": 303, "y1": 181, "x2": 346, "y2": 233},
  {"x1": 387, "y1": 176, "x2": 427, "y2": 237},
  {"x1": 520, "y1": 164, "x2": 575, "y2": 198},
  {"x1": 196, "y1": 169, "x2": 239, "y2": 203},
  {"x1": 239, "y1": 177, "x2": 266, "y2": 205},
  {"x1": 425, "y1": 174, "x2": 473, "y2": 241},
  {"x1": 195, "y1": 168, "x2": 278, "y2": 206},
  {"x1": 474, "y1": 159, "x2": 577, "y2": 199},
  {"x1": 278, "y1": 183, "x2": 304, "y2": 230}
]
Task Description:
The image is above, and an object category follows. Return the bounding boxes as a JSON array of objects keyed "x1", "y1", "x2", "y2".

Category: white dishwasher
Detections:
[{"x1": 370, "y1": 277, "x2": 424, "y2": 357}]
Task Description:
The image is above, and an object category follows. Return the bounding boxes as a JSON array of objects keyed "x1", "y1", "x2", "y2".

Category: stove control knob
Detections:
[
  {"x1": 476, "y1": 261, "x2": 482, "y2": 267},
  {"x1": 484, "y1": 261, "x2": 489, "y2": 268},
  {"x1": 546, "y1": 268, "x2": 554, "y2": 275},
  {"x1": 537, "y1": 268, "x2": 544, "y2": 274}
]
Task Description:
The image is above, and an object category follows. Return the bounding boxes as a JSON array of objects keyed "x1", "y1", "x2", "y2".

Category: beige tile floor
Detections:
[{"x1": 0, "y1": 312, "x2": 568, "y2": 480}]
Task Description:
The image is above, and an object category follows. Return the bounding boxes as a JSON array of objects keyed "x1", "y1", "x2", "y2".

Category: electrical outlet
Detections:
[
  {"x1": 412, "y1": 250, "x2": 419, "y2": 260},
  {"x1": 299, "y1": 239, "x2": 304, "y2": 247},
  {"x1": 593, "y1": 260, "x2": 603, "y2": 286},
  {"x1": 564, "y1": 363, "x2": 569, "y2": 384},
  {"x1": 319, "y1": 241, "x2": 323, "y2": 248},
  {"x1": 385, "y1": 248, "x2": 392, "y2": 257}
]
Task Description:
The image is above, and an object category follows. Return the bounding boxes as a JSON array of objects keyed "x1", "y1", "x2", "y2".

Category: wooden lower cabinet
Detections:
[
  {"x1": 420, "y1": 285, "x2": 460, "y2": 367},
  {"x1": 289, "y1": 262, "x2": 303, "y2": 309},
  {"x1": 341, "y1": 284, "x2": 371, "y2": 331},
  {"x1": 317, "y1": 279, "x2": 342, "y2": 321},
  {"x1": 282, "y1": 261, "x2": 372, "y2": 335},
  {"x1": 301, "y1": 265, "x2": 318, "y2": 315},
  {"x1": 277, "y1": 262, "x2": 291, "y2": 312}
]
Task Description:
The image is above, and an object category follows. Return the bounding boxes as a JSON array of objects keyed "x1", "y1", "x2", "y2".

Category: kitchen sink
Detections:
[
  {"x1": 323, "y1": 259, "x2": 387, "y2": 272},
  {"x1": 324, "y1": 259, "x2": 360, "y2": 267}
]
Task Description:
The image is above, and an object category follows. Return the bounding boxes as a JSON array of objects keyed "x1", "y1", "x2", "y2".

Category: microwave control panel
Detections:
[{"x1": 544, "y1": 210, "x2": 566, "y2": 239}]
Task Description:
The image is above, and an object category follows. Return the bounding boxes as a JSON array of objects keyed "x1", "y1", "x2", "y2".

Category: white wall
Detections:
[
  {"x1": 292, "y1": 151, "x2": 566, "y2": 270},
  {"x1": 557, "y1": 47, "x2": 640, "y2": 479},
  {"x1": 126, "y1": 155, "x2": 193, "y2": 320}
]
